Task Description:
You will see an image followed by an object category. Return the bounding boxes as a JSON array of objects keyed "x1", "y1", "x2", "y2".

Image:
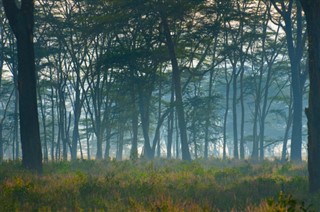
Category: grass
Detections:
[{"x1": 0, "y1": 158, "x2": 317, "y2": 211}]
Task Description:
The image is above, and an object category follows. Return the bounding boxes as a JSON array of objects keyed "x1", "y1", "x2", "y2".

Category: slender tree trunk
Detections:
[
  {"x1": 282, "y1": 98, "x2": 293, "y2": 162},
  {"x1": 251, "y1": 59, "x2": 264, "y2": 161},
  {"x1": 167, "y1": 86, "x2": 174, "y2": 159},
  {"x1": 175, "y1": 114, "x2": 180, "y2": 159},
  {"x1": 58, "y1": 87, "x2": 67, "y2": 160},
  {"x1": 161, "y1": 14, "x2": 191, "y2": 161},
  {"x1": 204, "y1": 71, "x2": 214, "y2": 159},
  {"x1": 130, "y1": 76, "x2": 138, "y2": 159},
  {"x1": 239, "y1": 68, "x2": 245, "y2": 159},
  {"x1": 259, "y1": 64, "x2": 272, "y2": 161},
  {"x1": 13, "y1": 55, "x2": 19, "y2": 160},
  {"x1": 138, "y1": 85, "x2": 153, "y2": 159},
  {"x1": 130, "y1": 106, "x2": 139, "y2": 159},
  {"x1": 157, "y1": 74, "x2": 162, "y2": 157},
  {"x1": 104, "y1": 126, "x2": 111, "y2": 159},
  {"x1": 38, "y1": 91, "x2": 48, "y2": 162},
  {"x1": 71, "y1": 71, "x2": 81, "y2": 160},
  {"x1": 116, "y1": 123, "x2": 124, "y2": 161},
  {"x1": 223, "y1": 67, "x2": 231, "y2": 160},
  {"x1": 85, "y1": 111, "x2": 91, "y2": 160},
  {"x1": 232, "y1": 65, "x2": 239, "y2": 159}
]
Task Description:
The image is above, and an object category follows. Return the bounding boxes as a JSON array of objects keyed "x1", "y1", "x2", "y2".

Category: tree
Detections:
[
  {"x1": 2, "y1": 0, "x2": 42, "y2": 173},
  {"x1": 270, "y1": 0, "x2": 307, "y2": 162},
  {"x1": 299, "y1": 0, "x2": 320, "y2": 193}
]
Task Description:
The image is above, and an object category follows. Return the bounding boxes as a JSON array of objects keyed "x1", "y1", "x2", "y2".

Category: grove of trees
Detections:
[{"x1": 2, "y1": 0, "x2": 320, "y2": 191}]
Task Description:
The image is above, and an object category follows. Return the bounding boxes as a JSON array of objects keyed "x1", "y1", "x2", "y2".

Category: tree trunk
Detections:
[
  {"x1": 116, "y1": 123, "x2": 124, "y2": 161},
  {"x1": 138, "y1": 84, "x2": 154, "y2": 159},
  {"x1": 85, "y1": 111, "x2": 91, "y2": 160},
  {"x1": 71, "y1": 71, "x2": 81, "y2": 160},
  {"x1": 0, "y1": 124, "x2": 3, "y2": 162},
  {"x1": 104, "y1": 126, "x2": 111, "y2": 159},
  {"x1": 130, "y1": 84, "x2": 139, "y2": 159},
  {"x1": 3, "y1": 0, "x2": 42, "y2": 173},
  {"x1": 300, "y1": 0, "x2": 320, "y2": 193},
  {"x1": 156, "y1": 74, "x2": 162, "y2": 157},
  {"x1": 281, "y1": 98, "x2": 293, "y2": 162},
  {"x1": 239, "y1": 67, "x2": 245, "y2": 159},
  {"x1": 204, "y1": 70, "x2": 214, "y2": 159},
  {"x1": 50, "y1": 69, "x2": 55, "y2": 161},
  {"x1": 161, "y1": 14, "x2": 191, "y2": 161},
  {"x1": 223, "y1": 65, "x2": 231, "y2": 160},
  {"x1": 290, "y1": 74, "x2": 303, "y2": 161},
  {"x1": 232, "y1": 65, "x2": 239, "y2": 159},
  {"x1": 167, "y1": 86, "x2": 174, "y2": 159},
  {"x1": 38, "y1": 90, "x2": 48, "y2": 162}
]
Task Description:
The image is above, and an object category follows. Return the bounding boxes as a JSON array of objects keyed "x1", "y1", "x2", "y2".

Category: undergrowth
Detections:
[{"x1": 0, "y1": 159, "x2": 316, "y2": 211}]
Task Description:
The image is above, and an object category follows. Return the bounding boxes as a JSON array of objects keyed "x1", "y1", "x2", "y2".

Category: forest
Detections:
[{"x1": 1, "y1": 0, "x2": 320, "y2": 210}]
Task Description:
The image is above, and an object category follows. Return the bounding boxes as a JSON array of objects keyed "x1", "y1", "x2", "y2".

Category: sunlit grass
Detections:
[{"x1": 0, "y1": 158, "x2": 316, "y2": 211}]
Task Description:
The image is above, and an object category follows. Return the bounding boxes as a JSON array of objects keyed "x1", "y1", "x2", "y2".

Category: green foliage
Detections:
[
  {"x1": 267, "y1": 192, "x2": 313, "y2": 212},
  {"x1": 0, "y1": 159, "x2": 317, "y2": 211}
]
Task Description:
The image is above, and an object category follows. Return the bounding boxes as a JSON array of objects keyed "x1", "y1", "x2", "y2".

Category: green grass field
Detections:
[{"x1": 0, "y1": 159, "x2": 317, "y2": 211}]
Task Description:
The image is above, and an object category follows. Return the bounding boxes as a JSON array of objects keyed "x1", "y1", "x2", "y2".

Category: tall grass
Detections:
[{"x1": 0, "y1": 159, "x2": 316, "y2": 211}]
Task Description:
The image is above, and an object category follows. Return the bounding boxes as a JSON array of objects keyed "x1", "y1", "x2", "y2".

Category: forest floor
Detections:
[{"x1": 0, "y1": 158, "x2": 318, "y2": 211}]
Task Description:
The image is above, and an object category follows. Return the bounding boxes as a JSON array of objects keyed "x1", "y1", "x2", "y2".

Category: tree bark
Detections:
[
  {"x1": 300, "y1": 0, "x2": 320, "y2": 193},
  {"x1": 232, "y1": 64, "x2": 239, "y2": 159},
  {"x1": 3, "y1": 0, "x2": 42, "y2": 173},
  {"x1": 167, "y1": 85, "x2": 174, "y2": 159},
  {"x1": 161, "y1": 14, "x2": 191, "y2": 161}
]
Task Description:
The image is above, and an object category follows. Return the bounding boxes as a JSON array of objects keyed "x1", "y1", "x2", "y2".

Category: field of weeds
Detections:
[{"x1": 0, "y1": 159, "x2": 318, "y2": 211}]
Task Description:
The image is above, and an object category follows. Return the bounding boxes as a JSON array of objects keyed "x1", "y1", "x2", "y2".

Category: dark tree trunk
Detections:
[
  {"x1": 239, "y1": 68, "x2": 245, "y2": 159},
  {"x1": 204, "y1": 71, "x2": 214, "y2": 159},
  {"x1": 167, "y1": 86, "x2": 174, "y2": 159},
  {"x1": 138, "y1": 84, "x2": 154, "y2": 159},
  {"x1": 130, "y1": 109, "x2": 139, "y2": 159},
  {"x1": 85, "y1": 112, "x2": 91, "y2": 160},
  {"x1": 161, "y1": 14, "x2": 191, "y2": 161},
  {"x1": 3, "y1": 0, "x2": 42, "y2": 173},
  {"x1": 50, "y1": 69, "x2": 55, "y2": 161},
  {"x1": 282, "y1": 99, "x2": 293, "y2": 162},
  {"x1": 232, "y1": 65, "x2": 239, "y2": 159},
  {"x1": 116, "y1": 123, "x2": 124, "y2": 161},
  {"x1": 58, "y1": 84, "x2": 67, "y2": 160},
  {"x1": 0, "y1": 124, "x2": 3, "y2": 162},
  {"x1": 156, "y1": 74, "x2": 162, "y2": 157},
  {"x1": 71, "y1": 72, "x2": 81, "y2": 160},
  {"x1": 38, "y1": 90, "x2": 48, "y2": 162},
  {"x1": 290, "y1": 78, "x2": 303, "y2": 161},
  {"x1": 0, "y1": 33, "x2": 3, "y2": 162},
  {"x1": 104, "y1": 127, "x2": 111, "y2": 159},
  {"x1": 300, "y1": 0, "x2": 320, "y2": 193},
  {"x1": 130, "y1": 85, "x2": 139, "y2": 159},
  {"x1": 223, "y1": 65, "x2": 231, "y2": 160},
  {"x1": 251, "y1": 58, "x2": 264, "y2": 161}
]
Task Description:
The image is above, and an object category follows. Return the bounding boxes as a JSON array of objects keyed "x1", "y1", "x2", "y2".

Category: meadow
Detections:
[{"x1": 0, "y1": 158, "x2": 317, "y2": 211}]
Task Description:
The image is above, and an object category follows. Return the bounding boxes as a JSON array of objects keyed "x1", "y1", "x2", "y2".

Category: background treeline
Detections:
[{"x1": 0, "y1": 0, "x2": 308, "y2": 162}]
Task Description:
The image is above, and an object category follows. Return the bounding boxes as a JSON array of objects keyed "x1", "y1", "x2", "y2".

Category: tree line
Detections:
[
  {"x1": 4, "y1": 0, "x2": 320, "y2": 193},
  {"x1": 0, "y1": 0, "x2": 309, "y2": 163}
]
